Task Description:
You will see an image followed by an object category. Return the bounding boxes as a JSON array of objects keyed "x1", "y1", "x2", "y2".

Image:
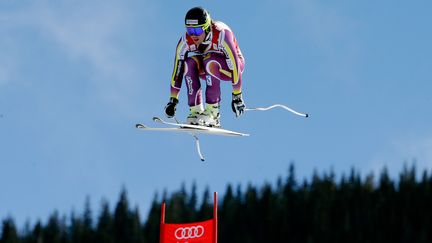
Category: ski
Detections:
[
  {"x1": 135, "y1": 123, "x2": 248, "y2": 137},
  {"x1": 135, "y1": 117, "x2": 249, "y2": 161},
  {"x1": 148, "y1": 117, "x2": 249, "y2": 137},
  {"x1": 135, "y1": 123, "x2": 205, "y2": 133}
]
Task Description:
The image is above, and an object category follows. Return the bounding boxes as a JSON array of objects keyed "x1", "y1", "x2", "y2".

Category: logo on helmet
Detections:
[{"x1": 186, "y1": 19, "x2": 199, "y2": 25}]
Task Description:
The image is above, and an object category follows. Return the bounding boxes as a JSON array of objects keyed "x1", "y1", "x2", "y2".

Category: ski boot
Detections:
[
  {"x1": 197, "y1": 103, "x2": 221, "y2": 127},
  {"x1": 186, "y1": 104, "x2": 204, "y2": 125}
]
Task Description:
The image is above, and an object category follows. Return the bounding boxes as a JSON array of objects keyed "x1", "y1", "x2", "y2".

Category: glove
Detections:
[
  {"x1": 164, "y1": 97, "x2": 178, "y2": 118},
  {"x1": 231, "y1": 93, "x2": 245, "y2": 117}
]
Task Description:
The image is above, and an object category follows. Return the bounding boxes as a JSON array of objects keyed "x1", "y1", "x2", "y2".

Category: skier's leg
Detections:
[
  {"x1": 195, "y1": 53, "x2": 233, "y2": 127},
  {"x1": 203, "y1": 52, "x2": 245, "y2": 99},
  {"x1": 184, "y1": 56, "x2": 204, "y2": 124},
  {"x1": 202, "y1": 53, "x2": 229, "y2": 104},
  {"x1": 184, "y1": 56, "x2": 204, "y2": 106},
  {"x1": 198, "y1": 53, "x2": 246, "y2": 126}
]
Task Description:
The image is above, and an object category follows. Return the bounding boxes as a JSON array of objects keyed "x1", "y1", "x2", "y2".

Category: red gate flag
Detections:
[{"x1": 160, "y1": 192, "x2": 218, "y2": 243}]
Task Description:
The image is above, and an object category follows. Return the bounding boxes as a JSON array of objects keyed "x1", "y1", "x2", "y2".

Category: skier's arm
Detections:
[
  {"x1": 221, "y1": 30, "x2": 244, "y2": 95},
  {"x1": 170, "y1": 37, "x2": 188, "y2": 99},
  {"x1": 165, "y1": 37, "x2": 188, "y2": 118}
]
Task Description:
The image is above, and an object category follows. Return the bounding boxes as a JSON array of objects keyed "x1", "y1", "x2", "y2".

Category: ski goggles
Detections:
[{"x1": 186, "y1": 26, "x2": 206, "y2": 36}]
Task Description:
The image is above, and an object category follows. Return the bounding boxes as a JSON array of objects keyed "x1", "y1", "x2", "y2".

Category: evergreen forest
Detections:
[{"x1": 1, "y1": 164, "x2": 432, "y2": 243}]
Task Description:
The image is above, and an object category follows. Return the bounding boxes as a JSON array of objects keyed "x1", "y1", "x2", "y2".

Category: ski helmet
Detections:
[{"x1": 184, "y1": 7, "x2": 211, "y2": 30}]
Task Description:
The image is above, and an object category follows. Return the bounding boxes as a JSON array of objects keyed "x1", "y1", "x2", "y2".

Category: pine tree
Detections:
[
  {"x1": 0, "y1": 218, "x2": 19, "y2": 243},
  {"x1": 196, "y1": 187, "x2": 212, "y2": 220},
  {"x1": 219, "y1": 184, "x2": 239, "y2": 243},
  {"x1": 95, "y1": 199, "x2": 114, "y2": 243},
  {"x1": 43, "y1": 211, "x2": 66, "y2": 243},
  {"x1": 188, "y1": 182, "x2": 198, "y2": 221},
  {"x1": 166, "y1": 183, "x2": 189, "y2": 223},
  {"x1": 142, "y1": 194, "x2": 161, "y2": 243},
  {"x1": 114, "y1": 188, "x2": 142, "y2": 243},
  {"x1": 82, "y1": 197, "x2": 94, "y2": 243}
]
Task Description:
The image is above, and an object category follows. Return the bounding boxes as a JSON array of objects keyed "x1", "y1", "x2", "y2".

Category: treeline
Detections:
[{"x1": 1, "y1": 164, "x2": 432, "y2": 243}]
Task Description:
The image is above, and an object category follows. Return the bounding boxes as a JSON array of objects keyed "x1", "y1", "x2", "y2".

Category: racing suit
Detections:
[{"x1": 169, "y1": 21, "x2": 245, "y2": 107}]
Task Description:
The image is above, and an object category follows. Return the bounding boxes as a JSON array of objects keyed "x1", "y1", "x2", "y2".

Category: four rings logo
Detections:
[{"x1": 174, "y1": 226, "x2": 205, "y2": 240}]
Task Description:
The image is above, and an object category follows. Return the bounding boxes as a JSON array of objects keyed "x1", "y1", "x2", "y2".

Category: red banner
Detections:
[
  {"x1": 160, "y1": 192, "x2": 218, "y2": 243},
  {"x1": 161, "y1": 219, "x2": 214, "y2": 243}
]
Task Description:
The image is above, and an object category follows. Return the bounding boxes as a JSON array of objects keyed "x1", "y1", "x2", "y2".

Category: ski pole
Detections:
[
  {"x1": 174, "y1": 117, "x2": 205, "y2": 161},
  {"x1": 245, "y1": 104, "x2": 309, "y2": 118}
]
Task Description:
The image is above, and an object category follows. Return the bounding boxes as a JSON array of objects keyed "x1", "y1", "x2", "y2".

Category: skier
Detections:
[{"x1": 164, "y1": 6, "x2": 245, "y2": 127}]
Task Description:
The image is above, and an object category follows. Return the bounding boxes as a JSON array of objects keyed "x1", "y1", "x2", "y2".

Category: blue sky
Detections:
[{"x1": 1, "y1": 0, "x2": 431, "y2": 226}]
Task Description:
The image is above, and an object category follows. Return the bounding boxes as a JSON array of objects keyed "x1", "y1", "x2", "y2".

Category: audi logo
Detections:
[{"x1": 174, "y1": 226, "x2": 205, "y2": 239}]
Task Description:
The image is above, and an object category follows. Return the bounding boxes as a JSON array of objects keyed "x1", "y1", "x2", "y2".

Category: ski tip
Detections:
[
  {"x1": 135, "y1": 123, "x2": 146, "y2": 129},
  {"x1": 152, "y1": 117, "x2": 162, "y2": 123}
]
